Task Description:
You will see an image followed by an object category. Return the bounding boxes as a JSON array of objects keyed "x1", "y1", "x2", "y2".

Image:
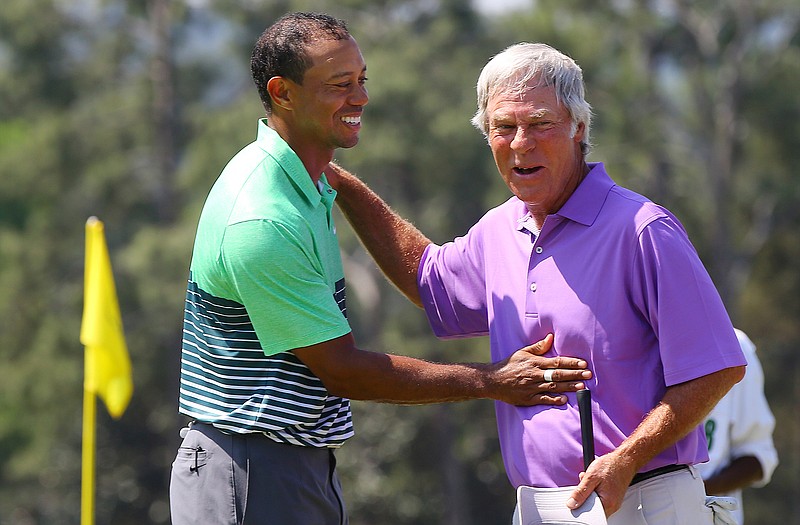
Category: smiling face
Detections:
[
  {"x1": 274, "y1": 36, "x2": 368, "y2": 175},
  {"x1": 487, "y1": 78, "x2": 587, "y2": 223}
]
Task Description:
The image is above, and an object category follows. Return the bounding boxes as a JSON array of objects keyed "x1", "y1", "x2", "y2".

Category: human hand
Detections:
[
  {"x1": 566, "y1": 451, "x2": 636, "y2": 518},
  {"x1": 488, "y1": 334, "x2": 592, "y2": 406}
]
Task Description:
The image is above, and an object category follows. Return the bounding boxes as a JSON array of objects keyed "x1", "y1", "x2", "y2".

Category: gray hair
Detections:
[{"x1": 470, "y1": 43, "x2": 593, "y2": 156}]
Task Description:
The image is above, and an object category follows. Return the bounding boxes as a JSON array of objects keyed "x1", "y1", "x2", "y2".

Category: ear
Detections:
[
  {"x1": 572, "y1": 121, "x2": 586, "y2": 143},
  {"x1": 266, "y1": 76, "x2": 293, "y2": 111}
]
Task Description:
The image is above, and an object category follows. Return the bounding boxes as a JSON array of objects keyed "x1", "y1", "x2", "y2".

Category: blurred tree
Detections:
[
  {"x1": 0, "y1": 0, "x2": 193, "y2": 522},
  {"x1": 0, "y1": 0, "x2": 797, "y2": 524}
]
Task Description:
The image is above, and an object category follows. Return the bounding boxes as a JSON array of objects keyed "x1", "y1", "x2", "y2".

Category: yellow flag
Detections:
[{"x1": 80, "y1": 217, "x2": 133, "y2": 419}]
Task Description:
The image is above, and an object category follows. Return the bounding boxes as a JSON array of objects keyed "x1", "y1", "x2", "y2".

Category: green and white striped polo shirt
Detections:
[{"x1": 179, "y1": 119, "x2": 353, "y2": 447}]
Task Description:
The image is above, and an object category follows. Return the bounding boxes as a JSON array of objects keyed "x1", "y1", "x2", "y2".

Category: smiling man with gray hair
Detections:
[{"x1": 327, "y1": 42, "x2": 747, "y2": 524}]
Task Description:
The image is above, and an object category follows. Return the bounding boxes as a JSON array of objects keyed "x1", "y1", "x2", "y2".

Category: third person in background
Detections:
[{"x1": 698, "y1": 328, "x2": 779, "y2": 525}]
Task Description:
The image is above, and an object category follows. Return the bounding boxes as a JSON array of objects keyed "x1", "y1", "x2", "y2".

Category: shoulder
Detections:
[
  {"x1": 575, "y1": 164, "x2": 678, "y2": 235},
  {"x1": 605, "y1": 185, "x2": 674, "y2": 228},
  {"x1": 594, "y1": 186, "x2": 691, "y2": 255},
  {"x1": 478, "y1": 196, "x2": 526, "y2": 228},
  {"x1": 223, "y1": 218, "x2": 308, "y2": 263}
]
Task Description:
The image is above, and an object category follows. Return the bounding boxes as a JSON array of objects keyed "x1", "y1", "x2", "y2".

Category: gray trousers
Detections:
[{"x1": 170, "y1": 422, "x2": 348, "y2": 525}]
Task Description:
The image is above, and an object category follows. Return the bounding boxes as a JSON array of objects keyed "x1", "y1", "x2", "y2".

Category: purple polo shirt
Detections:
[{"x1": 418, "y1": 162, "x2": 745, "y2": 489}]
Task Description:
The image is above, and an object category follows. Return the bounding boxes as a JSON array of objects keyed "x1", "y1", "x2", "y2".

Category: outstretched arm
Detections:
[
  {"x1": 294, "y1": 332, "x2": 592, "y2": 406},
  {"x1": 326, "y1": 162, "x2": 431, "y2": 307}
]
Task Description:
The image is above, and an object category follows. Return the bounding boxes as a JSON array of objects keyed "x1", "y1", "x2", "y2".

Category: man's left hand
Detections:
[{"x1": 566, "y1": 451, "x2": 636, "y2": 518}]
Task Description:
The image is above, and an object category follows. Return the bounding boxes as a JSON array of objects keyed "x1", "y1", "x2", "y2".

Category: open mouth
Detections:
[
  {"x1": 341, "y1": 115, "x2": 361, "y2": 126},
  {"x1": 513, "y1": 166, "x2": 541, "y2": 175}
]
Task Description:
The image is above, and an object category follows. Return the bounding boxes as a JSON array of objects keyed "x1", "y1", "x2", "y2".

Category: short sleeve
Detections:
[
  {"x1": 418, "y1": 226, "x2": 490, "y2": 339},
  {"x1": 631, "y1": 216, "x2": 745, "y2": 386},
  {"x1": 220, "y1": 219, "x2": 351, "y2": 355}
]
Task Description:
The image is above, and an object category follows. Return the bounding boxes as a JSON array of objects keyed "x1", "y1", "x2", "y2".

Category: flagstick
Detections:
[
  {"x1": 80, "y1": 216, "x2": 133, "y2": 525},
  {"x1": 81, "y1": 348, "x2": 96, "y2": 525}
]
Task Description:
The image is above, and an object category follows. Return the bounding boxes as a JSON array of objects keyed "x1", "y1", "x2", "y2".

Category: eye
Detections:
[
  {"x1": 492, "y1": 122, "x2": 515, "y2": 132},
  {"x1": 332, "y1": 77, "x2": 368, "y2": 89},
  {"x1": 532, "y1": 120, "x2": 557, "y2": 130}
]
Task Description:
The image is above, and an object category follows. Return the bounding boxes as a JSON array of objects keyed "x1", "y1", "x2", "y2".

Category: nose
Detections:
[
  {"x1": 510, "y1": 125, "x2": 534, "y2": 152},
  {"x1": 350, "y1": 83, "x2": 369, "y2": 106}
]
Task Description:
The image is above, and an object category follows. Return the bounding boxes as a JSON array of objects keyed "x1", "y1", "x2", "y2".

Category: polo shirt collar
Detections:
[
  {"x1": 515, "y1": 162, "x2": 614, "y2": 234},
  {"x1": 557, "y1": 162, "x2": 614, "y2": 227},
  {"x1": 255, "y1": 118, "x2": 324, "y2": 207}
]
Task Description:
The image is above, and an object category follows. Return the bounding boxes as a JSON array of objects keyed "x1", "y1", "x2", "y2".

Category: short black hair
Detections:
[{"x1": 251, "y1": 12, "x2": 351, "y2": 113}]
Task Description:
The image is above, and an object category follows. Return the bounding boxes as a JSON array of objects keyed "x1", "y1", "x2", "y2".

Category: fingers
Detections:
[
  {"x1": 526, "y1": 333, "x2": 554, "y2": 355},
  {"x1": 510, "y1": 382, "x2": 588, "y2": 406},
  {"x1": 509, "y1": 380, "x2": 590, "y2": 405},
  {"x1": 566, "y1": 475, "x2": 594, "y2": 510},
  {"x1": 547, "y1": 380, "x2": 588, "y2": 392},
  {"x1": 542, "y1": 369, "x2": 592, "y2": 384},
  {"x1": 547, "y1": 355, "x2": 589, "y2": 370},
  {"x1": 526, "y1": 393, "x2": 568, "y2": 405},
  {"x1": 501, "y1": 336, "x2": 594, "y2": 405},
  {"x1": 521, "y1": 337, "x2": 589, "y2": 372}
]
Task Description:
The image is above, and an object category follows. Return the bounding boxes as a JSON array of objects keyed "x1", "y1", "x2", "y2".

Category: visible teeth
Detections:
[{"x1": 342, "y1": 116, "x2": 361, "y2": 125}]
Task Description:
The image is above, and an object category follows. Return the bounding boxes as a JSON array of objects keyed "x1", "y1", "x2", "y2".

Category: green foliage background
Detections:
[{"x1": 0, "y1": 0, "x2": 798, "y2": 523}]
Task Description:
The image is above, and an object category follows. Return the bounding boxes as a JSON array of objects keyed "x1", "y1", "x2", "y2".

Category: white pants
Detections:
[
  {"x1": 608, "y1": 466, "x2": 713, "y2": 524},
  {"x1": 513, "y1": 466, "x2": 715, "y2": 525}
]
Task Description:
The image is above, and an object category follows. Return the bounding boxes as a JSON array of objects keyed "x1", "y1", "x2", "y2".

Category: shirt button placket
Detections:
[{"x1": 530, "y1": 245, "x2": 543, "y2": 293}]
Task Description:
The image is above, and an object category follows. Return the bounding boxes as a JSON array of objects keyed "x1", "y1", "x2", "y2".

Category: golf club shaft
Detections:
[{"x1": 577, "y1": 388, "x2": 594, "y2": 471}]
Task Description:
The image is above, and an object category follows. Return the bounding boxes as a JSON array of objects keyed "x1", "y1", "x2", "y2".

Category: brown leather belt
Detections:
[{"x1": 630, "y1": 464, "x2": 688, "y2": 486}]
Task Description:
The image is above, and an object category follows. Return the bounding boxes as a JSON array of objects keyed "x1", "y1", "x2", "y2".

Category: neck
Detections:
[
  {"x1": 526, "y1": 161, "x2": 591, "y2": 229},
  {"x1": 267, "y1": 118, "x2": 333, "y2": 183}
]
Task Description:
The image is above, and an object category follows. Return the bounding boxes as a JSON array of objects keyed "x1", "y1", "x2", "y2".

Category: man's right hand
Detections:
[{"x1": 486, "y1": 334, "x2": 592, "y2": 406}]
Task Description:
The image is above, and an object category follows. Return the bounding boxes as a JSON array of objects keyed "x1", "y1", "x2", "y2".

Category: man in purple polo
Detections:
[{"x1": 327, "y1": 42, "x2": 745, "y2": 523}]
